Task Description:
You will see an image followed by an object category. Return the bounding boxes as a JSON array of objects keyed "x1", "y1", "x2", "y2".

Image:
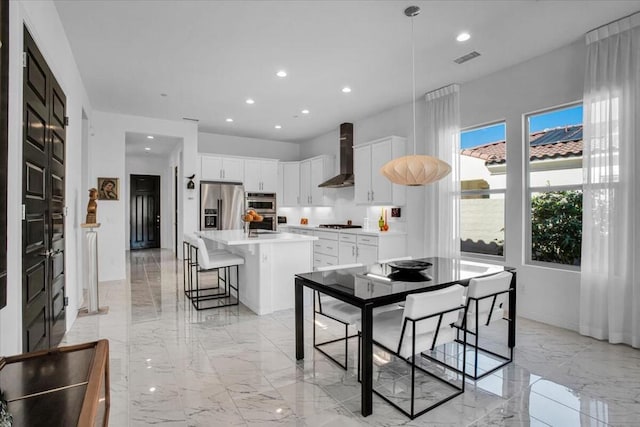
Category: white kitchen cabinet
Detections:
[
  {"x1": 354, "y1": 136, "x2": 406, "y2": 206},
  {"x1": 280, "y1": 162, "x2": 300, "y2": 206},
  {"x1": 299, "y1": 155, "x2": 334, "y2": 206},
  {"x1": 201, "y1": 155, "x2": 244, "y2": 182},
  {"x1": 244, "y1": 159, "x2": 278, "y2": 192},
  {"x1": 338, "y1": 232, "x2": 407, "y2": 265},
  {"x1": 313, "y1": 230, "x2": 339, "y2": 269}
]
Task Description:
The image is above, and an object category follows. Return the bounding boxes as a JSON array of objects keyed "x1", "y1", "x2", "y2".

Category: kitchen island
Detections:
[{"x1": 198, "y1": 230, "x2": 317, "y2": 315}]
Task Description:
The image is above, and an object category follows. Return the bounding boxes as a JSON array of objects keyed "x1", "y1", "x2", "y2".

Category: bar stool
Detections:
[
  {"x1": 182, "y1": 233, "x2": 226, "y2": 300},
  {"x1": 190, "y1": 237, "x2": 244, "y2": 310}
]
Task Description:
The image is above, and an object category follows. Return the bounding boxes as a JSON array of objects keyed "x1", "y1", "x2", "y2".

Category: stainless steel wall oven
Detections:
[{"x1": 245, "y1": 192, "x2": 276, "y2": 231}]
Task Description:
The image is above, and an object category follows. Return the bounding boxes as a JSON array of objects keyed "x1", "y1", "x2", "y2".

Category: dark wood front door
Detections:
[
  {"x1": 22, "y1": 28, "x2": 67, "y2": 352},
  {"x1": 130, "y1": 174, "x2": 161, "y2": 249}
]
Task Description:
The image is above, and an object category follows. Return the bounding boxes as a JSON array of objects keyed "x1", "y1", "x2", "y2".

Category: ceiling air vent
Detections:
[
  {"x1": 182, "y1": 117, "x2": 199, "y2": 122},
  {"x1": 454, "y1": 51, "x2": 481, "y2": 64}
]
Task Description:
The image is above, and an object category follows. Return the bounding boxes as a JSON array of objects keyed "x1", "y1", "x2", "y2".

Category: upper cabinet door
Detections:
[
  {"x1": 370, "y1": 140, "x2": 393, "y2": 204},
  {"x1": 222, "y1": 157, "x2": 244, "y2": 182},
  {"x1": 244, "y1": 159, "x2": 261, "y2": 191},
  {"x1": 310, "y1": 157, "x2": 325, "y2": 206},
  {"x1": 201, "y1": 156, "x2": 223, "y2": 180},
  {"x1": 299, "y1": 160, "x2": 311, "y2": 205},
  {"x1": 282, "y1": 162, "x2": 300, "y2": 206},
  {"x1": 354, "y1": 145, "x2": 371, "y2": 205},
  {"x1": 260, "y1": 160, "x2": 278, "y2": 192}
]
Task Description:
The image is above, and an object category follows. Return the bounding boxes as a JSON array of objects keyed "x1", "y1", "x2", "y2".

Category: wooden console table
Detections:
[{"x1": 0, "y1": 339, "x2": 110, "y2": 427}]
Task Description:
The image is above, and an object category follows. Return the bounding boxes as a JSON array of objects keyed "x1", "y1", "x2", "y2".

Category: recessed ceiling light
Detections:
[
  {"x1": 147, "y1": 135, "x2": 154, "y2": 139},
  {"x1": 225, "y1": 118, "x2": 234, "y2": 122},
  {"x1": 456, "y1": 32, "x2": 471, "y2": 42},
  {"x1": 301, "y1": 109, "x2": 310, "y2": 114},
  {"x1": 276, "y1": 70, "x2": 287, "y2": 78},
  {"x1": 342, "y1": 86, "x2": 352, "y2": 93},
  {"x1": 149, "y1": 387, "x2": 156, "y2": 392},
  {"x1": 144, "y1": 147, "x2": 151, "y2": 151},
  {"x1": 274, "y1": 125, "x2": 282, "y2": 129},
  {"x1": 246, "y1": 98, "x2": 255, "y2": 104}
]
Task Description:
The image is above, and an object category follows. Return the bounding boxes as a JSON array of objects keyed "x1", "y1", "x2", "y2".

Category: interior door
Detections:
[
  {"x1": 130, "y1": 174, "x2": 161, "y2": 249},
  {"x1": 22, "y1": 28, "x2": 67, "y2": 352}
]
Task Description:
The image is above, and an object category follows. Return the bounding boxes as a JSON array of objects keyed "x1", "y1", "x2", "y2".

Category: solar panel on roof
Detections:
[{"x1": 530, "y1": 125, "x2": 582, "y2": 146}]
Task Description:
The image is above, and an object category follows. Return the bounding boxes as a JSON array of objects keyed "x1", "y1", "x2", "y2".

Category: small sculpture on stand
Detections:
[{"x1": 85, "y1": 188, "x2": 98, "y2": 225}]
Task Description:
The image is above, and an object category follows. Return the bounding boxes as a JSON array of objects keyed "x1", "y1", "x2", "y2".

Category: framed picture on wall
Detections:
[{"x1": 97, "y1": 177, "x2": 119, "y2": 200}]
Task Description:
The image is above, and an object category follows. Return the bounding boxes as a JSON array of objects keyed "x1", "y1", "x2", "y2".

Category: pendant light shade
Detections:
[
  {"x1": 381, "y1": 155, "x2": 451, "y2": 186},
  {"x1": 381, "y1": 5, "x2": 451, "y2": 186}
]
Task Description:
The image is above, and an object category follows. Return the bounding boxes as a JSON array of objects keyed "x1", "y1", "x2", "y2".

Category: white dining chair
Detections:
[
  {"x1": 456, "y1": 271, "x2": 513, "y2": 379},
  {"x1": 359, "y1": 284, "x2": 467, "y2": 419},
  {"x1": 314, "y1": 263, "x2": 363, "y2": 370}
]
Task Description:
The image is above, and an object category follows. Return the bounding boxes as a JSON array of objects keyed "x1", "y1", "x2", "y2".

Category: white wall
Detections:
[
  {"x1": 199, "y1": 132, "x2": 300, "y2": 161},
  {"x1": 1, "y1": 0, "x2": 93, "y2": 355},
  {"x1": 89, "y1": 112, "x2": 198, "y2": 281},
  {"x1": 125, "y1": 154, "x2": 174, "y2": 251}
]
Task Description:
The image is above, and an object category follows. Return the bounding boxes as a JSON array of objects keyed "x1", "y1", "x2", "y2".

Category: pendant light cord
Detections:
[{"x1": 411, "y1": 14, "x2": 417, "y2": 156}]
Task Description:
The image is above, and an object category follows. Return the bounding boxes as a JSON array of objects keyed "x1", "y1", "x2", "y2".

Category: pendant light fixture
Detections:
[{"x1": 380, "y1": 6, "x2": 451, "y2": 186}]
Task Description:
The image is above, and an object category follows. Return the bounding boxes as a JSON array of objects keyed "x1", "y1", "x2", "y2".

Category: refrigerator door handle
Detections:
[{"x1": 217, "y1": 199, "x2": 222, "y2": 229}]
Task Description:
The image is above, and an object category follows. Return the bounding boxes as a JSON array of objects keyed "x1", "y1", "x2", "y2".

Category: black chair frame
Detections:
[
  {"x1": 313, "y1": 290, "x2": 359, "y2": 370},
  {"x1": 358, "y1": 305, "x2": 467, "y2": 420},
  {"x1": 422, "y1": 287, "x2": 514, "y2": 380}
]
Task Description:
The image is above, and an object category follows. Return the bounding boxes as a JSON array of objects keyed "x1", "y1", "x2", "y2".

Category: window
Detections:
[
  {"x1": 526, "y1": 104, "x2": 583, "y2": 267},
  {"x1": 460, "y1": 122, "x2": 506, "y2": 257}
]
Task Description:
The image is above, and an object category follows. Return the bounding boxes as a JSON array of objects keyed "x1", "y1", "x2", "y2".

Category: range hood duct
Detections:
[{"x1": 318, "y1": 123, "x2": 354, "y2": 188}]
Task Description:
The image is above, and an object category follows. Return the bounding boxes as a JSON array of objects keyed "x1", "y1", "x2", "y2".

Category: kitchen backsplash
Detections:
[{"x1": 277, "y1": 187, "x2": 406, "y2": 231}]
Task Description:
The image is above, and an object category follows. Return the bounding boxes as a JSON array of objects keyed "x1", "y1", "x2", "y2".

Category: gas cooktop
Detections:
[{"x1": 318, "y1": 224, "x2": 363, "y2": 229}]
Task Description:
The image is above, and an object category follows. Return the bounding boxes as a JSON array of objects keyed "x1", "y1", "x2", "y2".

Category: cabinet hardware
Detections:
[
  {"x1": 352, "y1": 246, "x2": 355, "y2": 256},
  {"x1": 371, "y1": 191, "x2": 374, "y2": 201}
]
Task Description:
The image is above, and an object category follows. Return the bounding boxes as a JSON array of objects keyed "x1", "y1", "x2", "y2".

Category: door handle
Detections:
[{"x1": 39, "y1": 249, "x2": 53, "y2": 257}]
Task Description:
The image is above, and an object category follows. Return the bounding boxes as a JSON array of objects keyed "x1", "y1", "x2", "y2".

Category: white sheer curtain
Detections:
[
  {"x1": 423, "y1": 84, "x2": 460, "y2": 259},
  {"x1": 580, "y1": 13, "x2": 640, "y2": 348}
]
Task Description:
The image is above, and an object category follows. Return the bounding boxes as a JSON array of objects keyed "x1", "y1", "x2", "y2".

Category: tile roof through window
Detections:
[{"x1": 461, "y1": 125, "x2": 583, "y2": 165}]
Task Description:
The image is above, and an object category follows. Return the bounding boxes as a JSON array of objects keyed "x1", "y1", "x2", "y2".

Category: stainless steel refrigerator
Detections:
[{"x1": 200, "y1": 182, "x2": 245, "y2": 231}]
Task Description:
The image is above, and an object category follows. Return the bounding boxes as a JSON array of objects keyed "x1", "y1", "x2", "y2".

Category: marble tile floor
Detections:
[{"x1": 61, "y1": 249, "x2": 640, "y2": 426}]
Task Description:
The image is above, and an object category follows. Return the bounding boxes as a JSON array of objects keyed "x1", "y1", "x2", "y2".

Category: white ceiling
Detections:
[
  {"x1": 125, "y1": 132, "x2": 181, "y2": 157},
  {"x1": 54, "y1": 1, "x2": 640, "y2": 143}
]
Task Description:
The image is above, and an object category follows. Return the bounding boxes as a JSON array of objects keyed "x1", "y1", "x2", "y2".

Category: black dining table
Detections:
[{"x1": 294, "y1": 257, "x2": 516, "y2": 417}]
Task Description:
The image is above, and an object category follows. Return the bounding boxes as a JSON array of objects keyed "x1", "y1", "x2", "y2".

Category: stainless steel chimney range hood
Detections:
[{"x1": 318, "y1": 123, "x2": 354, "y2": 188}]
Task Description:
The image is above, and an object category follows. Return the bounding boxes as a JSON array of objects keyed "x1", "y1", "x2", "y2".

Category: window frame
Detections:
[
  {"x1": 524, "y1": 101, "x2": 583, "y2": 271},
  {"x1": 459, "y1": 120, "x2": 507, "y2": 261}
]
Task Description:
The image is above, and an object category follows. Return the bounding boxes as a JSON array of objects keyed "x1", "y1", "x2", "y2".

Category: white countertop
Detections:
[
  {"x1": 198, "y1": 230, "x2": 318, "y2": 246},
  {"x1": 282, "y1": 224, "x2": 407, "y2": 236}
]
